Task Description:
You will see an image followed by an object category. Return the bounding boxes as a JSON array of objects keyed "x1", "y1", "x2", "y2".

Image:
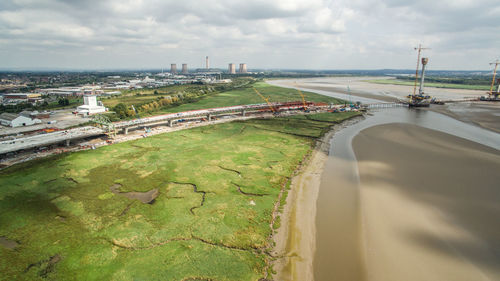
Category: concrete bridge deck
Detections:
[
  {"x1": 0, "y1": 102, "x2": 345, "y2": 155},
  {"x1": 0, "y1": 126, "x2": 105, "y2": 155}
]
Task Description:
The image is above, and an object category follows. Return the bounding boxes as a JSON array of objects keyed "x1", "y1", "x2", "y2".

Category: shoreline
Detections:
[
  {"x1": 427, "y1": 102, "x2": 500, "y2": 134},
  {"x1": 271, "y1": 115, "x2": 364, "y2": 280}
]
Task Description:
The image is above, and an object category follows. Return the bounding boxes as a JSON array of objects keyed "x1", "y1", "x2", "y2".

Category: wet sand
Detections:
[
  {"x1": 353, "y1": 123, "x2": 500, "y2": 281},
  {"x1": 273, "y1": 79, "x2": 398, "y2": 103},
  {"x1": 429, "y1": 102, "x2": 500, "y2": 133},
  {"x1": 272, "y1": 117, "x2": 363, "y2": 281},
  {"x1": 272, "y1": 77, "x2": 486, "y2": 104},
  {"x1": 269, "y1": 78, "x2": 500, "y2": 280}
]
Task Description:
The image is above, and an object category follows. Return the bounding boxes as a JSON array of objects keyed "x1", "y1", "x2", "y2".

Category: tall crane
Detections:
[
  {"x1": 294, "y1": 82, "x2": 308, "y2": 111},
  {"x1": 253, "y1": 87, "x2": 276, "y2": 113},
  {"x1": 408, "y1": 44, "x2": 432, "y2": 106},
  {"x1": 487, "y1": 59, "x2": 499, "y2": 100},
  {"x1": 411, "y1": 44, "x2": 430, "y2": 102}
]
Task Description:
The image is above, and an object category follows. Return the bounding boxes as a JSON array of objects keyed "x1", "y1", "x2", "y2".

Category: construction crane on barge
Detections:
[
  {"x1": 408, "y1": 44, "x2": 432, "y2": 107},
  {"x1": 480, "y1": 59, "x2": 500, "y2": 101}
]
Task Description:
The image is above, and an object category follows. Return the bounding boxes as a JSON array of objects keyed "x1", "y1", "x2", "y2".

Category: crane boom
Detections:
[
  {"x1": 253, "y1": 87, "x2": 275, "y2": 112},
  {"x1": 296, "y1": 87, "x2": 307, "y2": 110},
  {"x1": 412, "y1": 44, "x2": 430, "y2": 99},
  {"x1": 488, "y1": 60, "x2": 499, "y2": 97}
]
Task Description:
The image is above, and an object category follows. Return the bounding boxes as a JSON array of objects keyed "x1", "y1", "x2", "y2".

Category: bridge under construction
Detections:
[{"x1": 0, "y1": 101, "x2": 344, "y2": 156}]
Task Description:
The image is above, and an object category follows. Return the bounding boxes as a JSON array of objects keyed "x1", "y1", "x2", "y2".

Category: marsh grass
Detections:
[{"x1": 0, "y1": 112, "x2": 359, "y2": 280}]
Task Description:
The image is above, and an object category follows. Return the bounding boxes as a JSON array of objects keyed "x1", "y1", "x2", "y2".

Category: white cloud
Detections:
[{"x1": 0, "y1": 0, "x2": 498, "y2": 69}]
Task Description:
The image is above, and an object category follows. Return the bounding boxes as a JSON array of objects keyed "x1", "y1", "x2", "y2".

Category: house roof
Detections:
[{"x1": 0, "y1": 113, "x2": 18, "y2": 121}]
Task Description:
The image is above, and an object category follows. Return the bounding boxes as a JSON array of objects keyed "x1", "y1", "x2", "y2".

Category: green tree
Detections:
[
  {"x1": 58, "y1": 98, "x2": 70, "y2": 106},
  {"x1": 113, "y1": 103, "x2": 129, "y2": 119}
]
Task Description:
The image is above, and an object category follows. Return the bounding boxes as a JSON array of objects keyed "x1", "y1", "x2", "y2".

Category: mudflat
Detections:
[
  {"x1": 353, "y1": 123, "x2": 500, "y2": 281},
  {"x1": 429, "y1": 102, "x2": 500, "y2": 133}
]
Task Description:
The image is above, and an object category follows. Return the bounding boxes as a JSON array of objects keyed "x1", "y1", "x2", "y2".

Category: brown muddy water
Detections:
[{"x1": 314, "y1": 108, "x2": 500, "y2": 281}]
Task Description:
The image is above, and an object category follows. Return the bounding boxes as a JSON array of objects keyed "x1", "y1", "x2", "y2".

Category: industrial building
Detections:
[
  {"x1": 76, "y1": 95, "x2": 107, "y2": 115},
  {"x1": 20, "y1": 110, "x2": 50, "y2": 119},
  {"x1": 228, "y1": 63, "x2": 236, "y2": 74},
  {"x1": 38, "y1": 86, "x2": 103, "y2": 97},
  {"x1": 170, "y1": 64, "x2": 177, "y2": 74},
  {"x1": 0, "y1": 112, "x2": 41, "y2": 127},
  {"x1": 182, "y1": 64, "x2": 188, "y2": 74},
  {"x1": 239, "y1": 63, "x2": 247, "y2": 74},
  {"x1": 2, "y1": 93, "x2": 42, "y2": 105}
]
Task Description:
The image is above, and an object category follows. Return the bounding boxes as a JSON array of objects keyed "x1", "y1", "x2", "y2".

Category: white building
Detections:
[
  {"x1": 76, "y1": 95, "x2": 107, "y2": 116},
  {"x1": 0, "y1": 113, "x2": 41, "y2": 127}
]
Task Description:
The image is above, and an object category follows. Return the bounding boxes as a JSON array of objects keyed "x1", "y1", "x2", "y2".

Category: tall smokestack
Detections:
[
  {"x1": 182, "y1": 64, "x2": 188, "y2": 74},
  {"x1": 170, "y1": 64, "x2": 177, "y2": 74},
  {"x1": 419, "y1": 57, "x2": 429, "y2": 95},
  {"x1": 206, "y1": 56, "x2": 209, "y2": 69}
]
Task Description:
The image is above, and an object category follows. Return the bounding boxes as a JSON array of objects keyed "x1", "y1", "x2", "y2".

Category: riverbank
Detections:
[
  {"x1": 272, "y1": 115, "x2": 364, "y2": 280},
  {"x1": 354, "y1": 123, "x2": 500, "y2": 281},
  {"x1": 428, "y1": 102, "x2": 500, "y2": 133}
]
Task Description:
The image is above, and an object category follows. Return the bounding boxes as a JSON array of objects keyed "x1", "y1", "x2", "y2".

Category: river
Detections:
[
  {"x1": 268, "y1": 79, "x2": 500, "y2": 281},
  {"x1": 315, "y1": 108, "x2": 499, "y2": 281}
]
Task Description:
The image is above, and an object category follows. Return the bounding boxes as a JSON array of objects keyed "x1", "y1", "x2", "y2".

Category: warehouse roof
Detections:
[{"x1": 0, "y1": 113, "x2": 19, "y2": 121}]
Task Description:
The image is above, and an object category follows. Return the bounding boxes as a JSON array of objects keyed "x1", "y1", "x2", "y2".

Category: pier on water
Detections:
[{"x1": 363, "y1": 102, "x2": 408, "y2": 109}]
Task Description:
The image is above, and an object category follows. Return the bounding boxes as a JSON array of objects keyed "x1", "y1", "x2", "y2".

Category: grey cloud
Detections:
[{"x1": 0, "y1": 0, "x2": 498, "y2": 69}]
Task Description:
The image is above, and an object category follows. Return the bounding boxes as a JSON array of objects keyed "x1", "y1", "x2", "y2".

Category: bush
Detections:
[
  {"x1": 113, "y1": 103, "x2": 134, "y2": 118},
  {"x1": 58, "y1": 98, "x2": 70, "y2": 106}
]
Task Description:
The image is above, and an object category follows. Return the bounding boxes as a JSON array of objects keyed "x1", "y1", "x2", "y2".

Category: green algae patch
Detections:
[
  {"x1": 98, "y1": 192, "x2": 115, "y2": 200},
  {"x1": 0, "y1": 112, "x2": 359, "y2": 280}
]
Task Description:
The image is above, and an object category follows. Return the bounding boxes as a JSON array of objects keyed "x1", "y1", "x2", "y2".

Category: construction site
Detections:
[
  {"x1": 0, "y1": 84, "x2": 362, "y2": 167},
  {"x1": 3, "y1": 52, "x2": 500, "y2": 167},
  {"x1": 0, "y1": 81, "x2": 361, "y2": 280},
  {"x1": 1, "y1": 73, "x2": 498, "y2": 281}
]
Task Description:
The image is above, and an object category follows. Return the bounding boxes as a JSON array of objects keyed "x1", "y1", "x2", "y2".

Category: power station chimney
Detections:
[
  {"x1": 170, "y1": 64, "x2": 177, "y2": 74},
  {"x1": 206, "y1": 56, "x2": 209, "y2": 69},
  {"x1": 182, "y1": 64, "x2": 188, "y2": 74},
  {"x1": 228, "y1": 63, "x2": 236, "y2": 74},
  {"x1": 239, "y1": 63, "x2": 247, "y2": 74},
  {"x1": 419, "y1": 57, "x2": 429, "y2": 95}
]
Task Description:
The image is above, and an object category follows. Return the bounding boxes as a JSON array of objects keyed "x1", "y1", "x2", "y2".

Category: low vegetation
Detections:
[
  {"x1": 0, "y1": 111, "x2": 359, "y2": 281},
  {"x1": 162, "y1": 81, "x2": 341, "y2": 114},
  {"x1": 102, "y1": 80, "x2": 342, "y2": 120},
  {"x1": 366, "y1": 78, "x2": 491, "y2": 91}
]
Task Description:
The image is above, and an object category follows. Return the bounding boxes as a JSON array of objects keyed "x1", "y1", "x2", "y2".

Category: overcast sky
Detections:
[{"x1": 0, "y1": 0, "x2": 499, "y2": 70}]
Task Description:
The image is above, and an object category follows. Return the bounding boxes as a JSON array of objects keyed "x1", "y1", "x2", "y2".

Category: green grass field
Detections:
[
  {"x1": 366, "y1": 79, "x2": 490, "y2": 91},
  {"x1": 161, "y1": 82, "x2": 342, "y2": 114},
  {"x1": 101, "y1": 84, "x2": 207, "y2": 108},
  {"x1": 0, "y1": 111, "x2": 360, "y2": 281},
  {"x1": 101, "y1": 81, "x2": 342, "y2": 117}
]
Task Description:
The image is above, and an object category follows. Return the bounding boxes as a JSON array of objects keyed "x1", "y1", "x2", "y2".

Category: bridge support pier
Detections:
[
  {"x1": 168, "y1": 120, "x2": 173, "y2": 127},
  {"x1": 65, "y1": 139, "x2": 70, "y2": 147},
  {"x1": 242, "y1": 109, "x2": 246, "y2": 117},
  {"x1": 124, "y1": 127, "x2": 129, "y2": 135},
  {"x1": 208, "y1": 114, "x2": 212, "y2": 122}
]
